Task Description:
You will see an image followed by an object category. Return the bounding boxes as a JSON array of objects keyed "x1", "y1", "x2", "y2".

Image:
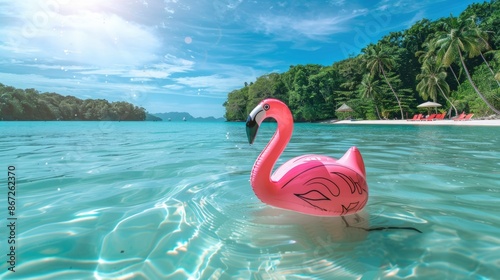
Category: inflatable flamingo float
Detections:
[{"x1": 246, "y1": 99, "x2": 368, "y2": 216}]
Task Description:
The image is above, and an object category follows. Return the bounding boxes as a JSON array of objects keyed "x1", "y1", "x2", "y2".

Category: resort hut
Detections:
[
  {"x1": 336, "y1": 103, "x2": 353, "y2": 113},
  {"x1": 336, "y1": 103, "x2": 353, "y2": 119}
]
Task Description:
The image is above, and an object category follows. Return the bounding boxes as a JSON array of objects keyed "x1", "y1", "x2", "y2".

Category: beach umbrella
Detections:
[
  {"x1": 336, "y1": 103, "x2": 353, "y2": 112},
  {"x1": 417, "y1": 101, "x2": 442, "y2": 108},
  {"x1": 417, "y1": 101, "x2": 441, "y2": 114}
]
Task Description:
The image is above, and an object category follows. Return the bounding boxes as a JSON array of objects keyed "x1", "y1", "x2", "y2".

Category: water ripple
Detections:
[{"x1": 0, "y1": 122, "x2": 498, "y2": 279}]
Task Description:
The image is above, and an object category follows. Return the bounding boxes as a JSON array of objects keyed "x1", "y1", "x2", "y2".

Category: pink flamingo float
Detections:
[{"x1": 246, "y1": 99, "x2": 368, "y2": 216}]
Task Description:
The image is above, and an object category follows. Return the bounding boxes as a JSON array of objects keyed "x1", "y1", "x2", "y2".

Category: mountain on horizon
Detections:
[{"x1": 152, "y1": 112, "x2": 225, "y2": 122}]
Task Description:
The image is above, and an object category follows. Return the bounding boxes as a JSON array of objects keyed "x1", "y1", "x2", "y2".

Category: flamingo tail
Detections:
[{"x1": 337, "y1": 147, "x2": 366, "y2": 177}]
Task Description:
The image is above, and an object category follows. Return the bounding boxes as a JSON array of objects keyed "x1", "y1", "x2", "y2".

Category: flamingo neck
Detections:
[{"x1": 250, "y1": 111, "x2": 293, "y2": 200}]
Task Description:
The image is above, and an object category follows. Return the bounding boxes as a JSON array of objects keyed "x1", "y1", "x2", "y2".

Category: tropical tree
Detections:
[
  {"x1": 246, "y1": 73, "x2": 287, "y2": 112},
  {"x1": 416, "y1": 59, "x2": 458, "y2": 116},
  {"x1": 223, "y1": 86, "x2": 248, "y2": 121},
  {"x1": 416, "y1": 40, "x2": 460, "y2": 84},
  {"x1": 466, "y1": 15, "x2": 500, "y2": 87},
  {"x1": 358, "y1": 74, "x2": 384, "y2": 119},
  {"x1": 435, "y1": 15, "x2": 500, "y2": 114},
  {"x1": 363, "y1": 44, "x2": 405, "y2": 119},
  {"x1": 222, "y1": 2, "x2": 500, "y2": 121}
]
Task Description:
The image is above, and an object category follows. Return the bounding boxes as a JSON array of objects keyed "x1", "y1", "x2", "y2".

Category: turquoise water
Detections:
[{"x1": 1, "y1": 121, "x2": 499, "y2": 279}]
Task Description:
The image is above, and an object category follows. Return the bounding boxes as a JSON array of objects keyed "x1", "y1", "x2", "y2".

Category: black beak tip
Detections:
[{"x1": 246, "y1": 116, "x2": 258, "y2": 144}]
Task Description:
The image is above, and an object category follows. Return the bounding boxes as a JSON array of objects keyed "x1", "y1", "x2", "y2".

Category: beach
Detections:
[{"x1": 332, "y1": 119, "x2": 500, "y2": 126}]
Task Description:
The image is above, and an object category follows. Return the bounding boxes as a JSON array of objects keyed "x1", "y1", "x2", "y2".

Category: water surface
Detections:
[{"x1": 1, "y1": 121, "x2": 499, "y2": 279}]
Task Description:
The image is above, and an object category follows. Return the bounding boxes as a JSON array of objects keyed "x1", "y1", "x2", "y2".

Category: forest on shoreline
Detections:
[
  {"x1": 0, "y1": 83, "x2": 146, "y2": 121},
  {"x1": 223, "y1": 1, "x2": 500, "y2": 121}
]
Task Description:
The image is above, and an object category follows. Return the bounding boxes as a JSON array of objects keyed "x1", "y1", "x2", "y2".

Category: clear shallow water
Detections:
[{"x1": 1, "y1": 121, "x2": 499, "y2": 279}]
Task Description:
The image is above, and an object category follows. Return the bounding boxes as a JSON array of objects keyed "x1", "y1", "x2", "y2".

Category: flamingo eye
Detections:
[{"x1": 263, "y1": 104, "x2": 270, "y2": 111}]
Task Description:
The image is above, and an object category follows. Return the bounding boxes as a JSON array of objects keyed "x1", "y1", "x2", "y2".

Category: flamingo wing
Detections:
[
  {"x1": 277, "y1": 162, "x2": 367, "y2": 215},
  {"x1": 294, "y1": 177, "x2": 341, "y2": 211}
]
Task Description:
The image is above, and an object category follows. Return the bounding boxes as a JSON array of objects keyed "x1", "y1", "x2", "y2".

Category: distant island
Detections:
[
  {"x1": 0, "y1": 83, "x2": 224, "y2": 122},
  {"x1": 151, "y1": 112, "x2": 225, "y2": 122},
  {"x1": 0, "y1": 83, "x2": 146, "y2": 121}
]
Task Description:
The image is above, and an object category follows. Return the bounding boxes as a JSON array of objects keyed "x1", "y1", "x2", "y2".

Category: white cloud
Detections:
[
  {"x1": 167, "y1": 63, "x2": 258, "y2": 98},
  {"x1": 376, "y1": 4, "x2": 389, "y2": 11},
  {"x1": 162, "y1": 84, "x2": 184, "y2": 90},
  {"x1": 76, "y1": 56, "x2": 194, "y2": 79},
  {"x1": 0, "y1": 2, "x2": 161, "y2": 67},
  {"x1": 375, "y1": 0, "x2": 446, "y2": 14},
  {"x1": 126, "y1": 60, "x2": 194, "y2": 79},
  {"x1": 330, "y1": 0, "x2": 346, "y2": 6},
  {"x1": 226, "y1": 0, "x2": 243, "y2": 10},
  {"x1": 24, "y1": 64, "x2": 94, "y2": 72},
  {"x1": 0, "y1": 71, "x2": 154, "y2": 100},
  {"x1": 77, "y1": 68, "x2": 126, "y2": 76},
  {"x1": 173, "y1": 74, "x2": 241, "y2": 94},
  {"x1": 352, "y1": 9, "x2": 369, "y2": 15},
  {"x1": 256, "y1": 12, "x2": 367, "y2": 41}
]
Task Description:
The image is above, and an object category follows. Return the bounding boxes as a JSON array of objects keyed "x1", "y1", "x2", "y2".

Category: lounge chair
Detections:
[
  {"x1": 452, "y1": 113, "x2": 466, "y2": 120},
  {"x1": 431, "y1": 113, "x2": 445, "y2": 120},
  {"x1": 425, "y1": 113, "x2": 438, "y2": 121},
  {"x1": 407, "y1": 114, "x2": 423, "y2": 121},
  {"x1": 435, "y1": 113, "x2": 446, "y2": 120},
  {"x1": 421, "y1": 114, "x2": 436, "y2": 121},
  {"x1": 456, "y1": 113, "x2": 474, "y2": 121},
  {"x1": 407, "y1": 114, "x2": 419, "y2": 121}
]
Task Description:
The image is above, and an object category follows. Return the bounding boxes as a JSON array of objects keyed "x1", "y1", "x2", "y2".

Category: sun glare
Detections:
[{"x1": 53, "y1": 0, "x2": 116, "y2": 16}]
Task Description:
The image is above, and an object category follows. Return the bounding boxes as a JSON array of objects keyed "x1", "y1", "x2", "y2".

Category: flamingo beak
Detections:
[
  {"x1": 246, "y1": 115, "x2": 259, "y2": 144},
  {"x1": 246, "y1": 104, "x2": 265, "y2": 144}
]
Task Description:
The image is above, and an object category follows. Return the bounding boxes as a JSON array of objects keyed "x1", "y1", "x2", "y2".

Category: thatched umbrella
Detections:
[
  {"x1": 336, "y1": 103, "x2": 353, "y2": 120},
  {"x1": 336, "y1": 103, "x2": 353, "y2": 112}
]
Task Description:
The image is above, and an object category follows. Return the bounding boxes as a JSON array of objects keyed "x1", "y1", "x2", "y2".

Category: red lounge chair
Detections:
[
  {"x1": 452, "y1": 113, "x2": 466, "y2": 120},
  {"x1": 430, "y1": 113, "x2": 445, "y2": 121},
  {"x1": 457, "y1": 113, "x2": 474, "y2": 121},
  {"x1": 421, "y1": 114, "x2": 436, "y2": 121},
  {"x1": 425, "y1": 113, "x2": 438, "y2": 121},
  {"x1": 435, "y1": 113, "x2": 446, "y2": 120},
  {"x1": 408, "y1": 114, "x2": 423, "y2": 121},
  {"x1": 407, "y1": 114, "x2": 419, "y2": 121}
]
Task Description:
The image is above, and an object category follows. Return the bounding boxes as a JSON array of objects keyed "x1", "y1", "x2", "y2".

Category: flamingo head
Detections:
[{"x1": 246, "y1": 100, "x2": 270, "y2": 144}]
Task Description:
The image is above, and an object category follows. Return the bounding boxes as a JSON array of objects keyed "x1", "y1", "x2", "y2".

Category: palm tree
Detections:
[
  {"x1": 363, "y1": 44, "x2": 405, "y2": 119},
  {"x1": 466, "y1": 16, "x2": 500, "y2": 87},
  {"x1": 435, "y1": 15, "x2": 500, "y2": 114},
  {"x1": 416, "y1": 40, "x2": 460, "y2": 84},
  {"x1": 416, "y1": 59, "x2": 458, "y2": 116},
  {"x1": 358, "y1": 74, "x2": 384, "y2": 119}
]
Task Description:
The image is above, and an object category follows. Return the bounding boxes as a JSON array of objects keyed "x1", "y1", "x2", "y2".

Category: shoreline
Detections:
[{"x1": 330, "y1": 119, "x2": 500, "y2": 126}]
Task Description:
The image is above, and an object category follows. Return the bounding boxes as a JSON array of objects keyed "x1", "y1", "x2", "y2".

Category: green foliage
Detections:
[
  {"x1": 416, "y1": 60, "x2": 450, "y2": 102},
  {"x1": 0, "y1": 83, "x2": 146, "y2": 121},
  {"x1": 433, "y1": 13, "x2": 500, "y2": 114},
  {"x1": 223, "y1": 1, "x2": 500, "y2": 120},
  {"x1": 362, "y1": 43, "x2": 406, "y2": 119},
  {"x1": 465, "y1": 63, "x2": 500, "y2": 114}
]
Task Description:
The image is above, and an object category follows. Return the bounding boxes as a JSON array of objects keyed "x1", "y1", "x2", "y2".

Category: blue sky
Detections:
[{"x1": 0, "y1": 0, "x2": 478, "y2": 117}]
